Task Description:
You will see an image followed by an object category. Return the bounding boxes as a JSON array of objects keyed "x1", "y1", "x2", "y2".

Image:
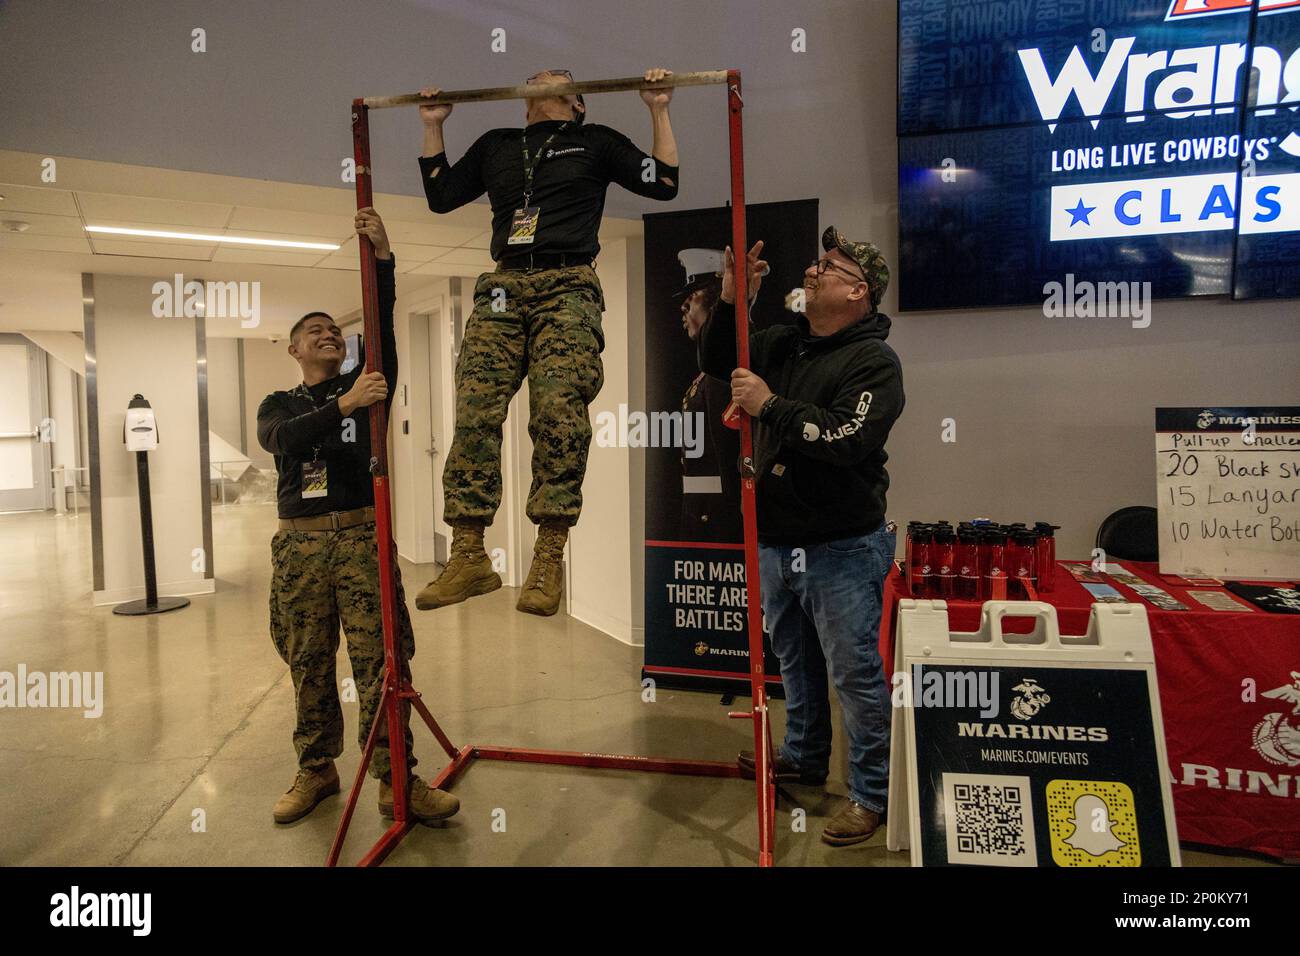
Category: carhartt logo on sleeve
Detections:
[
  {"x1": 802, "y1": 422, "x2": 820, "y2": 441},
  {"x1": 819, "y1": 391, "x2": 875, "y2": 444}
]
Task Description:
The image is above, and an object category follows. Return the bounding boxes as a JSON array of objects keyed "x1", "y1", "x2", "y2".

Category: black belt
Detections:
[{"x1": 497, "y1": 252, "x2": 593, "y2": 272}]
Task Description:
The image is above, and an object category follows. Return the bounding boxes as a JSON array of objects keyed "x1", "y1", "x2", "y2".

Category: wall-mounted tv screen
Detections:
[{"x1": 897, "y1": 0, "x2": 1300, "y2": 310}]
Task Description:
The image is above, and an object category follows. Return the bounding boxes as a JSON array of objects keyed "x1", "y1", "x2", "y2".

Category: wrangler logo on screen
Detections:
[
  {"x1": 1017, "y1": 12, "x2": 1300, "y2": 243},
  {"x1": 1166, "y1": 0, "x2": 1300, "y2": 20}
]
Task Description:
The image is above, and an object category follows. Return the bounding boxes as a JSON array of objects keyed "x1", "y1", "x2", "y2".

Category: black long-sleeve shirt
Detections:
[
  {"x1": 419, "y1": 120, "x2": 678, "y2": 262},
  {"x1": 698, "y1": 299, "x2": 905, "y2": 546},
  {"x1": 257, "y1": 257, "x2": 397, "y2": 518}
]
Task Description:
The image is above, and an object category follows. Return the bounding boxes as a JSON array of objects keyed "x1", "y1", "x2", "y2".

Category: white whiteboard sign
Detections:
[{"x1": 1156, "y1": 406, "x2": 1300, "y2": 581}]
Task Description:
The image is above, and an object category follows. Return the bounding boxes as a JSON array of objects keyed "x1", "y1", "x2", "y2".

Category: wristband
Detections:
[{"x1": 758, "y1": 395, "x2": 779, "y2": 421}]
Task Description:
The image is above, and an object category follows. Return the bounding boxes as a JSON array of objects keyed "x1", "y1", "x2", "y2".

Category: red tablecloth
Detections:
[{"x1": 879, "y1": 560, "x2": 1300, "y2": 860}]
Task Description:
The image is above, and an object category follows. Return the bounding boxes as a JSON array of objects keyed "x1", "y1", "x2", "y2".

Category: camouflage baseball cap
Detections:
[{"x1": 822, "y1": 225, "x2": 889, "y2": 310}]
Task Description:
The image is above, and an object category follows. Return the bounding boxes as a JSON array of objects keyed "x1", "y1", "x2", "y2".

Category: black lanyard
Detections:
[
  {"x1": 292, "y1": 379, "x2": 348, "y2": 461},
  {"x1": 521, "y1": 122, "x2": 568, "y2": 207}
]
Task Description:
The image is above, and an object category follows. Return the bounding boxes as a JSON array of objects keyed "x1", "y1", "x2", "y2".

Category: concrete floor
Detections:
[{"x1": 0, "y1": 505, "x2": 1272, "y2": 867}]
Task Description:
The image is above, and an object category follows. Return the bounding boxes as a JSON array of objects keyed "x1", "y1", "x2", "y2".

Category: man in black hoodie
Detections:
[{"x1": 698, "y1": 227, "x2": 904, "y2": 846}]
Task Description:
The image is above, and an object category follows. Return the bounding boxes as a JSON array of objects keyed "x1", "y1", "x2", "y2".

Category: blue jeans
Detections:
[{"x1": 759, "y1": 524, "x2": 895, "y2": 813}]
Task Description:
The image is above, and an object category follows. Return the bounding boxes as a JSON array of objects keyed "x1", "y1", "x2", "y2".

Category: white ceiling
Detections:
[{"x1": 0, "y1": 150, "x2": 642, "y2": 336}]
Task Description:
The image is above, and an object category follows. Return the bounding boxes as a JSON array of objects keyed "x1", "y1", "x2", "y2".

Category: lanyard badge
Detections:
[
  {"x1": 510, "y1": 123, "x2": 566, "y2": 246},
  {"x1": 294, "y1": 379, "x2": 347, "y2": 499}
]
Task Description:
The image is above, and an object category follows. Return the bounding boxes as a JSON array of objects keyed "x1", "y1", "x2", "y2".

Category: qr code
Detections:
[{"x1": 942, "y1": 773, "x2": 1037, "y2": 867}]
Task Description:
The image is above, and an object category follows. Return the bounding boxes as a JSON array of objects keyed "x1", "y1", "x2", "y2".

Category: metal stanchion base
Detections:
[{"x1": 112, "y1": 596, "x2": 191, "y2": 616}]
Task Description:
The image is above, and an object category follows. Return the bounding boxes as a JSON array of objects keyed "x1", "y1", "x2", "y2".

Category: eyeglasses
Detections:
[
  {"x1": 811, "y1": 255, "x2": 867, "y2": 283},
  {"x1": 526, "y1": 70, "x2": 573, "y2": 84}
]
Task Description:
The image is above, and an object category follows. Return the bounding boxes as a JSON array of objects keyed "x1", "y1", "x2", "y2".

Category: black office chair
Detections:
[{"x1": 1095, "y1": 506, "x2": 1159, "y2": 562}]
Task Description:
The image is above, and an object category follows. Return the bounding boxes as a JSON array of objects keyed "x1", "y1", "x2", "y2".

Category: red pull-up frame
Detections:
[{"x1": 329, "y1": 69, "x2": 776, "y2": 868}]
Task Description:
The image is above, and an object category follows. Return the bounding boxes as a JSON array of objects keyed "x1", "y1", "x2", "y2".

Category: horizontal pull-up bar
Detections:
[{"x1": 360, "y1": 70, "x2": 729, "y2": 110}]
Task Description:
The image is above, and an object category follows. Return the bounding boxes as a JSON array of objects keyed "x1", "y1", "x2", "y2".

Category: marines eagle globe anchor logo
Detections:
[
  {"x1": 1010, "y1": 679, "x2": 1051, "y2": 720},
  {"x1": 1252, "y1": 671, "x2": 1300, "y2": 768},
  {"x1": 1196, "y1": 409, "x2": 1216, "y2": 429}
]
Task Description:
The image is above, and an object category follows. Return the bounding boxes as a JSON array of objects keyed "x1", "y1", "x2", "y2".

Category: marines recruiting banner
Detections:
[
  {"x1": 897, "y1": 0, "x2": 1300, "y2": 309},
  {"x1": 887, "y1": 601, "x2": 1181, "y2": 868},
  {"x1": 641, "y1": 199, "x2": 817, "y2": 691},
  {"x1": 912, "y1": 663, "x2": 1174, "y2": 867}
]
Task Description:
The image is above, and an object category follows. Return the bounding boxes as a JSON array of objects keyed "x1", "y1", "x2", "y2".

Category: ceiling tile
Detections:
[
  {"x1": 89, "y1": 239, "x2": 217, "y2": 260},
  {"x1": 389, "y1": 242, "x2": 455, "y2": 265},
  {"x1": 0, "y1": 212, "x2": 84, "y2": 238},
  {"x1": 312, "y1": 255, "x2": 361, "y2": 272},
  {"x1": 381, "y1": 219, "x2": 486, "y2": 246},
  {"x1": 0, "y1": 233, "x2": 93, "y2": 254},
  {"x1": 430, "y1": 247, "x2": 494, "y2": 268},
  {"x1": 0, "y1": 184, "x2": 80, "y2": 217},
  {"x1": 210, "y1": 247, "x2": 327, "y2": 267},
  {"x1": 225, "y1": 207, "x2": 354, "y2": 237},
  {"x1": 77, "y1": 192, "x2": 234, "y2": 228},
  {"x1": 408, "y1": 260, "x2": 485, "y2": 277}
]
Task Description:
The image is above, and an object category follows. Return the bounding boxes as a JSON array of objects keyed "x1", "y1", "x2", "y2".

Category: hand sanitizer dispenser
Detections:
[{"x1": 124, "y1": 395, "x2": 158, "y2": 451}]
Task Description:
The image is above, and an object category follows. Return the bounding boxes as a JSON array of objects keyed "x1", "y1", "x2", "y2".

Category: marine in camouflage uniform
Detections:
[
  {"x1": 268, "y1": 525, "x2": 416, "y2": 782},
  {"x1": 444, "y1": 265, "x2": 606, "y2": 528},
  {"x1": 414, "y1": 68, "x2": 680, "y2": 616},
  {"x1": 257, "y1": 208, "x2": 457, "y2": 825}
]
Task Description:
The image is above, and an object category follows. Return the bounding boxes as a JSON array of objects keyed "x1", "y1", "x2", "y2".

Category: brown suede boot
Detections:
[
  {"x1": 516, "y1": 522, "x2": 567, "y2": 616},
  {"x1": 272, "y1": 763, "x2": 340, "y2": 824},
  {"x1": 379, "y1": 776, "x2": 460, "y2": 824},
  {"x1": 415, "y1": 520, "x2": 502, "y2": 610}
]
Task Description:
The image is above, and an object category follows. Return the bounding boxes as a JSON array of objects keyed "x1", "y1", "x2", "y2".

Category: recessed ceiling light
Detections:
[
  {"x1": 85, "y1": 225, "x2": 339, "y2": 251},
  {"x1": 2, "y1": 220, "x2": 30, "y2": 232}
]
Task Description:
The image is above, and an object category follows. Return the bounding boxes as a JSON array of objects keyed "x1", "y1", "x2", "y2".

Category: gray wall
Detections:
[
  {"x1": 4, "y1": 0, "x2": 1297, "y2": 557},
  {"x1": 205, "y1": 337, "x2": 243, "y2": 451},
  {"x1": 241, "y1": 339, "x2": 301, "y2": 470}
]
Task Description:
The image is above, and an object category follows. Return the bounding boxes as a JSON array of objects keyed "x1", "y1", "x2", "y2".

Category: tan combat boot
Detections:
[
  {"x1": 272, "y1": 762, "x2": 340, "y2": 824},
  {"x1": 415, "y1": 520, "x2": 501, "y2": 610},
  {"x1": 516, "y1": 522, "x2": 567, "y2": 616},
  {"x1": 379, "y1": 776, "x2": 460, "y2": 823}
]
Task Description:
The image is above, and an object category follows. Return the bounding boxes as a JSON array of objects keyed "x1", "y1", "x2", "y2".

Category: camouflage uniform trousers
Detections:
[
  {"x1": 269, "y1": 524, "x2": 417, "y2": 781},
  {"x1": 443, "y1": 264, "x2": 606, "y2": 528}
]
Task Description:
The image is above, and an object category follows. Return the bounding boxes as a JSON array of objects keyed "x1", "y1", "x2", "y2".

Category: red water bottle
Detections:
[
  {"x1": 1008, "y1": 531, "x2": 1038, "y2": 599},
  {"x1": 912, "y1": 527, "x2": 933, "y2": 598},
  {"x1": 982, "y1": 530, "x2": 1007, "y2": 600},
  {"x1": 932, "y1": 528, "x2": 956, "y2": 599},
  {"x1": 955, "y1": 528, "x2": 980, "y2": 601},
  {"x1": 1034, "y1": 522, "x2": 1059, "y2": 594},
  {"x1": 904, "y1": 522, "x2": 920, "y2": 589}
]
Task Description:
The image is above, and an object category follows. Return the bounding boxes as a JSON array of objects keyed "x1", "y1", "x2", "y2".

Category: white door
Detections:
[
  {"x1": 0, "y1": 335, "x2": 50, "y2": 513},
  {"x1": 422, "y1": 306, "x2": 449, "y2": 565}
]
